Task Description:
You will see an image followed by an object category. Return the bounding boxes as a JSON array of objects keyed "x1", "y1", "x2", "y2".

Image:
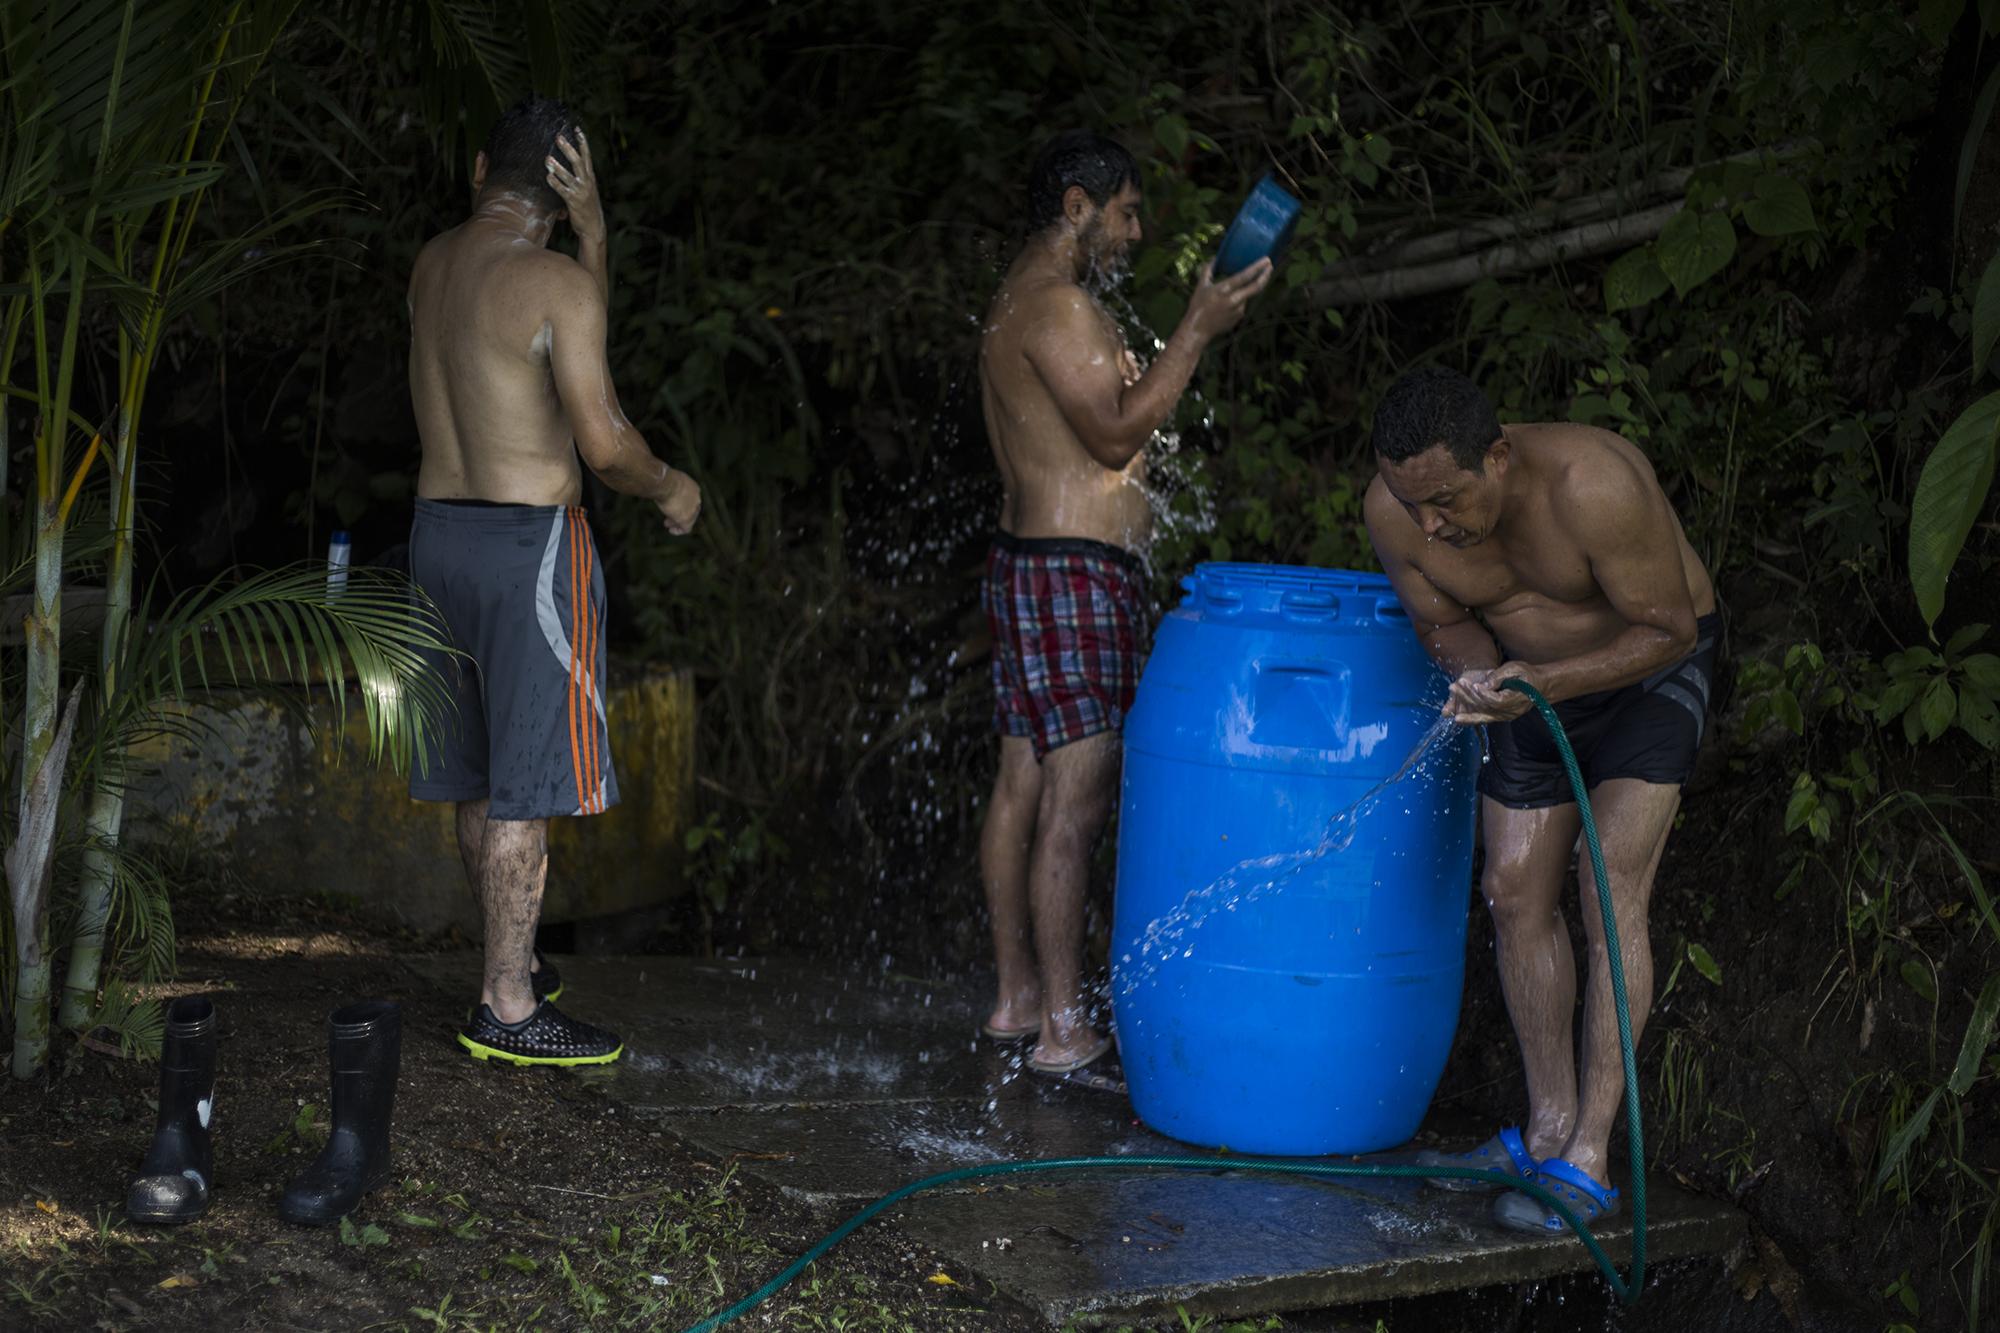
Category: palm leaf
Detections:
[{"x1": 93, "y1": 563, "x2": 457, "y2": 780}]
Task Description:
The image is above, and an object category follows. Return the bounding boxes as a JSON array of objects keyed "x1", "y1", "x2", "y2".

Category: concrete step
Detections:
[{"x1": 405, "y1": 953, "x2": 1742, "y2": 1327}]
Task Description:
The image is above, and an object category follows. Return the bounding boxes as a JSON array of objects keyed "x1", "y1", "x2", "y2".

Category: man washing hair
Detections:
[{"x1": 404, "y1": 96, "x2": 701, "y2": 1065}]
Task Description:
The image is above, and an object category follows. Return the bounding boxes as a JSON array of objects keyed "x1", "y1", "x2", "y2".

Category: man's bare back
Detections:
[
  {"x1": 409, "y1": 209, "x2": 595, "y2": 506},
  {"x1": 408, "y1": 130, "x2": 696, "y2": 528}
]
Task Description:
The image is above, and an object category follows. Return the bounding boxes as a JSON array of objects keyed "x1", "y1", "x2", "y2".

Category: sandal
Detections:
[
  {"x1": 1415, "y1": 1125, "x2": 1539, "y2": 1192},
  {"x1": 1493, "y1": 1157, "x2": 1621, "y2": 1233}
]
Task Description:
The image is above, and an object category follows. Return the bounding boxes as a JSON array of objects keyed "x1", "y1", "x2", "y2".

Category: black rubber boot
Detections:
[
  {"x1": 278, "y1": 1000, "x2": 400, "y2": 1227},
  {"x1": 126, "y1": 996, "x2": 218, "y2": 1225}
]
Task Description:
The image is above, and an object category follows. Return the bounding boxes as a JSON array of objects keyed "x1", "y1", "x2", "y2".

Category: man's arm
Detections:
[
  {"x1": 545, "y1": 263, "x2": 700, "y2": 532},
  {"x1": 547, "y1": 130, "x2": 608, "y2": 305},
  {"x1": 1454, "y1": 459, "x2": 1697, "y2": 720},
  {"x1": 1364, "y1": 477, "x2": 1500, "y2": 679},
  {"x1": 1024, "y1": 259, "x2": 1273, "y2": 469}
]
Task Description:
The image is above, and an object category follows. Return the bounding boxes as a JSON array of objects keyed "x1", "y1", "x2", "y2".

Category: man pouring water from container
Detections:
[
  {"x1": 1363, "y1": 365, "x2": 1720, "y2": 1232},
  {"x1": 975, "y1": 131, "x2": 1272, "y2": 1080}
]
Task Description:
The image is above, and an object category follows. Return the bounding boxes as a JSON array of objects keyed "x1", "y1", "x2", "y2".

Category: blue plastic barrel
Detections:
[{"x1": 1111, "y1": 562, "x2": 1477, "y2": 1155}]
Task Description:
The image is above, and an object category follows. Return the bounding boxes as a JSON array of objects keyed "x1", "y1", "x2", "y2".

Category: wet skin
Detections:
[
  {"x1": 976, "y1": 180, "x2": 1271, "y2": 1067},
  {"x1": 408, "y1": 131, "x2": 699, "y2": 1024},
  {"x1": 1363, "y1": 422, "x2": 1714, "y2": 1185}
]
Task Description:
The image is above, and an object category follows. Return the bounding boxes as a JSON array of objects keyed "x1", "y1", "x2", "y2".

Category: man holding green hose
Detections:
[{"x1": 1363, "y1": 365, "x2": 1720, "y2": 1234}]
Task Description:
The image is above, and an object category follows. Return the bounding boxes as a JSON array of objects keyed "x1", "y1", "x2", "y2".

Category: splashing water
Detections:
[{"x1": 1117, "y1": 713, "x2": 1460, "y2": 995}]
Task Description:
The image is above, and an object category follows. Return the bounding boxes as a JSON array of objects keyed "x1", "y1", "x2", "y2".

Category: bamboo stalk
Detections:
[
  {"x1": 1310, "y1": 201, "x2": 1684, "y2": 306},
  {"x1": 59, "y1": 411, "x2": 134, "y2": 1033}
]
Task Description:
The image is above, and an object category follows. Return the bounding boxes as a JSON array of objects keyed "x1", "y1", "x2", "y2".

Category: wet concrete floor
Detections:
[{"x1": 405, "y1": 953, "x2": 1743, "y2": 1326}]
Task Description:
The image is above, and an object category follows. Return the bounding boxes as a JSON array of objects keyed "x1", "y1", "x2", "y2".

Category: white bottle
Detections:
[{"x1": 327, "y1": 530, "x2": 351, "y2": 600}]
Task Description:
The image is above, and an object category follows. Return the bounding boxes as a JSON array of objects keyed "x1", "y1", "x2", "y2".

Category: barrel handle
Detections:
[
  {"x1": 1279, "y1": 590, "x2": 1337, "y2": 622},
  {"x1": 1373, "y1": 597, "x2": 1410, "y2": 622}
]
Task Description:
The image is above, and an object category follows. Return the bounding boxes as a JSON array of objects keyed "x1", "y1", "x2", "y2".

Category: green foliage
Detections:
[{"x1": 1864, "y1": 624, "x2": 2000, "y2": 749}]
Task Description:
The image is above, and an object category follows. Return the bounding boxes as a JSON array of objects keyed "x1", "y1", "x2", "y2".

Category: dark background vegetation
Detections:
[{"x1": 13, "y1": 1, "x2": 2000, "y2": 1328}]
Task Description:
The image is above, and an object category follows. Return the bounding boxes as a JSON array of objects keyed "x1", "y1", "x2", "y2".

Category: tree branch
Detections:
[{"x1": 1312, "y1": 201, "x2": 1684, "y2": 306}]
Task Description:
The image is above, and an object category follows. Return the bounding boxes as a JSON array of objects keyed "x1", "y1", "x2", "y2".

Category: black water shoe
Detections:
[
  {"x1": 127, "y1": 996, "x2": 218, "y2": 1225},
  {"x1": 279, "y1": 1000, "x2": 401, "y2": 1227},
  {"x1": 458, "y1": 1000, "x2": 622, "y2": 1066}
]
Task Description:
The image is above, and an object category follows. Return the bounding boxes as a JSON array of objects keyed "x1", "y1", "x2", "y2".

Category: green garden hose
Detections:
[{"x1": 683, "y1": 681, "x2": 1646, "y2": 1332}]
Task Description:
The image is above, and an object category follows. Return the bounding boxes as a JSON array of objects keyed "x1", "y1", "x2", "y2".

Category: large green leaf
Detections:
[
  {"x1": 1654, "y1": 208, "x2": 1736, "y2": 297},
  {"x1": 1950, "y1": 973, "x2": 2000, "y2": 1095},
  {"x1": 1975, "y1": 250, "x2": 2000, "y2": 380},
  {"x1": 1741, "y1": 173, "x2": 1817, "y2": 237},
  {"x1": 1909, "y1": 390, "x2": 2000, "y2": 628},
  {"x1": 1603, "y1": 246, "x2": 1670, "y2": 312}
]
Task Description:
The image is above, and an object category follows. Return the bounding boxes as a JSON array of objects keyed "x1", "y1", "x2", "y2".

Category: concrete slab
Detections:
[
  {"x1": 892, "y1": 1165, "x2": 1742, "y2": 1326},
  {"x1": 647, "y1": 1081, "x2": 1170, "y2": 1203},
  {"x1": 402, "y1": 953, "x2": 992, "y2": 1108},
  {"x1": 413, "y1": 954, "x2": 1744, "y2": 1325}
]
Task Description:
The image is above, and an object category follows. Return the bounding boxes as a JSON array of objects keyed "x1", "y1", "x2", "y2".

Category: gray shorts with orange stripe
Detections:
[{"x1": 407, "y1": 499, "x2": 619, "y2": 819}]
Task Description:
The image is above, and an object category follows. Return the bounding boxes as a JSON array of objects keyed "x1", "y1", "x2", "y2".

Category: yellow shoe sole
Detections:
[{"x1": 456, "y1": 1032, "x2": 622, "y2": 1066}]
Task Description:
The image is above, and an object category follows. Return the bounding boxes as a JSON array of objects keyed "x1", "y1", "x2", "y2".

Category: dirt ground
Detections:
[{"x1": 0, "y1": 889, "x2": 1039, "y2": 1333}]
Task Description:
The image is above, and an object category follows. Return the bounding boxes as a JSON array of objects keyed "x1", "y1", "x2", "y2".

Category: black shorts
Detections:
[
  {"x1": 406, "y1": 499, "x2": 619, "y2": 819},
  {"x1": 1478, "y1": 612, "x2": 1723, "y2": 810}
]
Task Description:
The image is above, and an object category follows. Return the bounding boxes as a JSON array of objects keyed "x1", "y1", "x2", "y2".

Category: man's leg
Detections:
[
  {"x1": 1479, "y1": 796, "x2": 1585, "y2": 1159},
  {"x1": 1557, "y1": 778, "x2": 1679, "y2": 1181},
  {"x1": 476, "y1": 816, "x2": 549, "y2": 1025},
  {"x1": 454, "y1": 799, "x2": 488, "y2": 892},
  {"x1": 455, "y1": 799, "x2": 544, "y2": 984},
  {"x1": 1027, "y1": 732, "x2": 1120, "y2": 1066},
  {"x1": 980, "y1": 736, "x2": 1045, "y2": 1034}
]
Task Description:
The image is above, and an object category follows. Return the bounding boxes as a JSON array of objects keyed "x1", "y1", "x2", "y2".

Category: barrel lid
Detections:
[{"x1": 1178, "y1": 562, "x2": 1410, "y2": 629}]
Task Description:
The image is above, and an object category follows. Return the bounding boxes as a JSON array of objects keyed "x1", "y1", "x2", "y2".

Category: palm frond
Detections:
[
  {"x1": 91, "y1": 563, "x2": 457, "y2": 780},
  {"x1": 105, "y1": 846, "x2": 176, "y2": 984},
  {"x1": 158, "y1": 188, "x2": 361, "y2": 322},
  {"x1": 84, "y1": 977, "x2": 164, "y2": 1060}
]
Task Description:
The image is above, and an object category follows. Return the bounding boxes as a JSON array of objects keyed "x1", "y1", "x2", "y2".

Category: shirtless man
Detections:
[
  {"x1": 977, "y1": 130, "x2": 1272, "y2": 1076},
  {"x1": 405, "y1": 96, "x2": 700, "y2": 1066},
  {"x1": 1363, "y1": 364, "x2": 1719, "y2": 1231}
]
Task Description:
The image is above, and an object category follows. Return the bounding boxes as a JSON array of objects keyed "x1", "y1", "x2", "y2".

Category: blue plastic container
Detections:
[
  {"x1": 1111, "y1": 563, "x2": 1477, "y2": 1156},
  {"x1": 1214, "y1": 176, "x2": 1301, "y2": 278}
]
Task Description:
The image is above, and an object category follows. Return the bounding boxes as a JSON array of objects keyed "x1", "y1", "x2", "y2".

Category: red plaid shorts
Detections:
[{"x1": 983, "y1": 532, "x2": 1149, "y2": 758}]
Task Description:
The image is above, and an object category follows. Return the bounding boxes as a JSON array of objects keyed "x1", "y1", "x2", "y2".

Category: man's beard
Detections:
[{"x1": 1078, "y1": 217, "x2": 1130, "y2": 294}]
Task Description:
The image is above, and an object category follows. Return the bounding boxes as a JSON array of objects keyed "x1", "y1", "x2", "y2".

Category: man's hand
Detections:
[
  {"x1": 546, "y1": 130, "x2": 604, "y2": 242},
  {"x1": 656, "y1": 469, "x2": 701, "y2": 535},
  {"x1": 1183, "y1": 256, "x2": 1274, "y2": 342},
  {"x1": 1118, "y1": 347, "x2": 1143, "y2": 387},
  {"x1": 1444, "y1": 663, "x2": 1542, "y2": 725}
]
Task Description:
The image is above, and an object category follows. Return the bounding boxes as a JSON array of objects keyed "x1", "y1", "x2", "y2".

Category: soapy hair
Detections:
[{"x1": 481, "y1": 96, "x2": 577, "y2": 214}]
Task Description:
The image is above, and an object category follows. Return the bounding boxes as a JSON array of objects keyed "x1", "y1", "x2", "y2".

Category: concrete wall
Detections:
[{"x1": 125, "y1": 667, "x2": 696, "y2": 934}]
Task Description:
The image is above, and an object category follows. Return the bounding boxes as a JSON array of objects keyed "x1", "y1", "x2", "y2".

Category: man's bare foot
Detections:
[
  {"x1": 1028, "y1": 1028, "x2": 1111, "y2": 1073},
  {"x1": 982, "y1": 994, "x2": 1042, "y2": 1040},
  {"x1": 1030, "y1": 1004, "x2": 1110, "y2": 1071}
]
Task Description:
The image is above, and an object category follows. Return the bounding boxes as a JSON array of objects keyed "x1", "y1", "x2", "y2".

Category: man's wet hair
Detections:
[
  {"x1": 1371, "y1": 365, "x2": 1502, "y2": 472},
  {"x1": 480, "y1": 95, "x2": 576, "y2": 213},
  {"x1": 1026, "y1": 131, "x2": 1141, "y2": 232}
]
